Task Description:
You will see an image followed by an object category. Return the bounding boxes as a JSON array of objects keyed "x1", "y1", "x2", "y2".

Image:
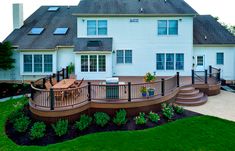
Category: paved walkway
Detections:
[{"x1": 185, "y1": 90, "x2": 235, "y2": 122}]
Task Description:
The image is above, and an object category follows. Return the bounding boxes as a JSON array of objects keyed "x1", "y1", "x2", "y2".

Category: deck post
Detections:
[
  {"x1": 161, "y1": 78, "x2": 165, "y2": 96},
  {"x1": 88, "y1": 82, "x2": 91, "y2": 101},
  {"x1": 62, "y1": 68, "x2": 65, "y2": 79},
  {"x1": 57, "y1": 71, "x2": 60, "y2": 82},
  {"x1": 42, "y1": 78, "x2": 46, "y2": 89},
  {"x1": 176, "y1": 72, "x2": 180, "y2": 87},
  {"x1": 205, "y1": 70, "x2": 208, "y2": 84},
  {"x1": 209, "y1": 65, "x2": 212, "y2": 78},
  {"x1": 50, "y1": 88, "x2": 54, "y2": 110},
  {"x1": 66, "y1": 66, "x2": 69, "y2": 79},
  {"x1": 192, "y1": 70, "x2": 195, "y2": 85},
  {"x1": 30, "y1": 82, "x2": 34, "y2": 100},
  {"x1": 128, "y1": 82, "x2": 131, "y2": 102}
]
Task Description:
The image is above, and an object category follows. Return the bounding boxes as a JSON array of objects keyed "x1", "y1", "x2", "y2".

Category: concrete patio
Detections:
[{"x1": 185, "y1": 90, "x2": 235, "y2": 122}]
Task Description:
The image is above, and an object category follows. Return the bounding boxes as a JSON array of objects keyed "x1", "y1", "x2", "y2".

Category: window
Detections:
[
  {"x1": 23, "y1": 55, "x2": 32, "y2": 72},
  {"x1": 34, "y1": 55, "x2": 42, "y2": 72},
  {"x1": 23, "y1": 54, "x2": 53, "y2": 73},
  {"x1": 117, "y1": 50, "x2": 133, "y2": 64},
  {"x1": 28, "y1": 28, "x2": 44, "y2": 35},
  {"x1": 125, "y1": 50, "x2": 132, "y2": 63},
  {"x1": 90, "y1": 55, "x2": 97, "y2": 72},
  {"x1": 158, "y1": 20, "x2": 167, "y2": 35},
  {"x1": 87, "y1": 20, "x2": 108, "y2": 36},
  {"x1": 176, "y1": 54, "x2": 184, "y2": 70},
  {"x1": 98, "y1": 55, "x2": 106, "y2": 72},
  {"x1": 169, "y1": 20, "x2": 178, "y2": 35},
  {"x1": 81, "y1": 55, "x2": 106, "y2": 72},
  {"x1": 216, "y1": 53, "x2": 224, "y2": 65},
  {"x1": 166, "y1": 53, "x2": 174, "y2": 70},
  {"x1": 53, "y1": 28, "x2": 69, "y2": 35},
  {"x1": 98, "y1": 20, "x2": 107, "y2": 35},
  {"x1": 156, "y1": 53, "x2": 165, "y2": 70},
  {"x1": 81, "y1": 55, "x2": 89, "y2": 72},
  {"x1": 117, "y1": 50, "x2": 124, "y2": 64},
  {"x1": 48, "y1": 7, "x2": 59, "y2": 11},
  {"x1": 87, "y1": 20, "x2": 97, "y2": 35},
  {"x1": 197, "y1": 56, "x2": 204, "y2": 66},
  {"x1": 44, "y1": 55, "x2": 53, "y2": 72}
]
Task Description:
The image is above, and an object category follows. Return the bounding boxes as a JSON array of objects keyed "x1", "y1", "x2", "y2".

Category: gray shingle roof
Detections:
[
  {"x1": 193, "y1": 15, "x2": 235, "y2": 44},
  {"x1": 75, "y1": 0, "x2": 197, "y2": 15},
  {"x1": 4, "y1": 6, "x2": 77, "y2": 49},
  {"x1": 74, "y1": 38, "x2": 113, "y2": 52}
]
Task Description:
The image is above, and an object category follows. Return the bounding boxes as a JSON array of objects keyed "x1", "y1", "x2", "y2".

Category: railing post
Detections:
[
  {"x1": 66, "y1": 66, "x2": 69, "y2": 79},
  {"x1": 50, "y1": 88, "x2": 54, "y2": 110},
  {"x1": 128, "y1": 82, "x2": 131, "y2": 102},
  {"x1": 62, "y1": 68, "x2": 65, "y2": 79},
  {"x1": 57, "y1": 71, "x2": 60, "y2": 82},
  {"x1": 218, "y1": 69, "x2": 221, "y2": 81},
  {"x1": 42, "y1": 78, "x2": 46, "y2": 89},
  {"x1": 176, "y1": 72, "x2": 180, "y2": 87},
  {"x1": 205, "y1": 70, "x2": 208, "y2": 84},
  {"x1": 192, "y1": 69, "x2": 195, "y2": 85},
  {"x1": 88, "y1": 82, "x2": 91, "y2": 101},
  {"x1": 30, "y1": 82, "x2": 34, "y2": 100},
  {"x1": 161, "y1": 78, "x2": 165, "y2": 96},
  {"x1": 209, "y1": 65, "x2": 212, "y2": 78}
]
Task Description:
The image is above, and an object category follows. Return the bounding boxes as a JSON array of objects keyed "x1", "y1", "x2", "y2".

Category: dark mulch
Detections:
[
  {"x1": 0, "y1": 83, "x2": 30, "y2": 99},
  {"x1": 5, "y1": 106, "x2": 200, "y2": 146}
]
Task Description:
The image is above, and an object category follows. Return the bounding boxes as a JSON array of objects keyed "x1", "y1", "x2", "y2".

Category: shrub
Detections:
[
  {"x1": 144, "y1": 72, "x2": 156, "y2": 82},
  {"x1": 161, "y1": 103, "x2": 174, "y2": 120},
  {"x1": 75, "y1": 114, "x2": 92, "y2": 131},
  {"x1": 148, "y1": 111, "x2": 160, "y2": 123},
  {"x1": 113, "y1": 109, "x2": 127, "y2": 126},
  {"x1": 134, "y1": 112, "x2": 147, "y2": 125},
  {"x1": 30, "y1": 122, "x2": 46, "y2": 140},
  {"x1": 8, "y1": 109, "x2": 24, "y2": 123},
  {"x1": 13, "y1": 116, "x2": 31, "y2": 133},
  {"x1": 52, "y1": 119, "x2": 68, "y2": 137},
  {"x1": 94, "y1": 112, "x2": 110, "y2": 127},
  {"x1": 173, "y1": 104, "x2": 185, "y2": 114}
]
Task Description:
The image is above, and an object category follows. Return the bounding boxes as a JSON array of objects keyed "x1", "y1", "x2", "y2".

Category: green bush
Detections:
[
  {"x1": 173, "y1": 104, "x2": 185, "y2": 114},
  {"x1": 134, "y1": 112, "x2": 147, "y2": 125},
  {"x1": 113, "y1": 109, "x2": 128, "y2": 126},
  {"x1": 30, "y1": 122, "x2": 46, "y2": 140},
  {"x1": 75, "y1": 114, "x2": 92, "y2": 131},
  {"x1": 52, "y1": 119, "x2": 68, "y2": 137},
  {"x1": 94, "y1": 112, "x2": 110, "y2": 127},
  {"x1": 148, "y1": 111, "x2": 160, "y2": 123},
  {"x1": 8, "y1": 109, "x2": 24, "y2": 123},
  {"x1": 13, "y1": 116, "x2": 31, "y2": 133},
  {"x1": 161, "y1": 103, "x2": 174, "y2": 120}
]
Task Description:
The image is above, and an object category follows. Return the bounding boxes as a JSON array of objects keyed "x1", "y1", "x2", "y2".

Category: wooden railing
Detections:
[
  {"x1": 30, "y1": 73, "x2": 180, "y2": 111},
  {"x1": 209, "y1": 65, "x2": 221, "y2": 81}
]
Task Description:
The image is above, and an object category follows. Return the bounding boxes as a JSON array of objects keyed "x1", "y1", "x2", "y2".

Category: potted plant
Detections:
[
  {"x1": 144, "y1": 72, "x2": 156, "y2": 83},
  {"x1": 148, "y1": 87, "x2": 155, "y2": 96},
  {"x1": 140, "y1": 86, "x2": 147, "y2": 97}
]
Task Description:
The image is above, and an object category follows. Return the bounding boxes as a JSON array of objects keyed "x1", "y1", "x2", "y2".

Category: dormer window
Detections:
[
  {"x1": 53, "y1": 28, "x2": 69, "y2": 35},
  {"x1": 48, "y1": 7, "x2": 59, "y2": 12},
  {"x1": 28, "y1": 28, "x2": 44, "y2": 35},
  {"x1": 87, "y1": 41, "x2": 102, "y2": 47}
]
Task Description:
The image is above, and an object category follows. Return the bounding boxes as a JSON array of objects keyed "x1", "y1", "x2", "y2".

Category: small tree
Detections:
[{"x1": 0, "y1": 41, "x2": 15, "y2": 70}]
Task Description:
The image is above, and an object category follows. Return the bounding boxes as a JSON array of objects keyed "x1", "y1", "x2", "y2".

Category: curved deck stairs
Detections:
[{"x1": 175, "y1": 86, "x2": 208, "y2": 106}]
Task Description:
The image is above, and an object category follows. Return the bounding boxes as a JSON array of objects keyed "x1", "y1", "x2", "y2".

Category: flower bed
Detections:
[{"x1": 0, "y1": 83, "x2": 30, "y2": 99}]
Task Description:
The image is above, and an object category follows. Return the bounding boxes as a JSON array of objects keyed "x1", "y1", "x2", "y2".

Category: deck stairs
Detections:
[{"x1": 175, "y1": 86, "x2": 208, "y2": 106}]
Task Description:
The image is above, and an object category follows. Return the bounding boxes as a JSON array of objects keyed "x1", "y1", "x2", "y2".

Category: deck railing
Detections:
[
  {"x1": 209, "y1": 65, "x2": 221, "y2": 81},
  {"x1": 30, "y1": 73, "x2": 180, "y2": 111}
]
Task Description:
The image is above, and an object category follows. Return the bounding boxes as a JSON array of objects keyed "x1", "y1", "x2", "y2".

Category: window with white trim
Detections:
[
  {"x1": 156, "y1": 53, "x2": 184, "y2": 71},
  {"x1": 23, "y1": 55, "x2": 32, "y2": 72},
  {"x1": 216, "y1": 52, "x2": 224, "y2": 65},
  {"x1": 157, "y1": 20, "x2": 178, "y2": 35},
  {"x1": 116, "y1": 50, "x2": 132, "y2": 64},
  {"x1": 34, "y1": 55, "x2": 42, "y2": 72},
  {"x1": 176, "y1": 53, "x2": 184, "y2": 70},
  {"x1": 87, "y1": 20, "x2": 107, "y2": 36},
  {"x1": 81, "y1": 55, "x2": 106, "y2": 72},
  {"x1": 166, "y1": 53, "x2": 174, "y2": 70},
  {"x1": 156, "y1": 53, "x2": 165, "y2": 70}
]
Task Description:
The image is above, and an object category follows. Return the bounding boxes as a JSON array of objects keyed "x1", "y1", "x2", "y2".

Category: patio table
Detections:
[{"x1": 52, "y1": 79, "x2": 76, "y2": 89}]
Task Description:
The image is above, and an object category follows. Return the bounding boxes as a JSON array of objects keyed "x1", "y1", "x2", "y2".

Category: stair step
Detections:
[
  {"x1": 177, "y1": 89, "x2": 200, "y2": 97},
  {"x1": 176, "y1": 92, "x2": 204, "y2": 102},
  {"x1": 175, "y1": 95, "x2": 208, "y2": 106},
  {"x1": 180, "y1": 87, "x2": 195, "y2": 93}
]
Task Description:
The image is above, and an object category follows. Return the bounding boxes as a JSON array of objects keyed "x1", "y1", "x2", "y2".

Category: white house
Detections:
[{"x1": 1, "y1": 0, "x2": 235, "y2": 82}]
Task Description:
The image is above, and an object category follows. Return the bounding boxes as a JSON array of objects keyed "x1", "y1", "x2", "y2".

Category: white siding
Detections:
[
  {"x1": 77, "y1": 17, "x2": 194, "y2": 77},
  {"x1": 57, "y1": 48, "x2": 75, "y2": 70},
  {"x1": 194, "y1": 46, "x2": 235, "y2": 80}
]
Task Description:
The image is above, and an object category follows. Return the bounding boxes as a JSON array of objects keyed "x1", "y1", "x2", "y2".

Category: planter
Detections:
[
  {"x1": 148, "y1": 89, "x2": 155, "y2": 97},
  {"x1": 142, "y1": 93, "x2": 147, "y2": 97}
]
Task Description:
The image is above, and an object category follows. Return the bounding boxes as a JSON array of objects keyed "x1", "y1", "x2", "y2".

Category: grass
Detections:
[{"x1": 1, "y1": 98, "x2": 235, "y2": 151}]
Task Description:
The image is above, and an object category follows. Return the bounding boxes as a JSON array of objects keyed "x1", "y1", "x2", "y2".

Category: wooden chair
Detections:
[
  {"x1": 45, "y1": 81, "x2": 52, "y2": 90},
  {"x1": 51, "y1": 78, "x2": 57, "y2": 86},
  {"x1": 66, "y1": 78, "x2": 84, "y2": 98}
]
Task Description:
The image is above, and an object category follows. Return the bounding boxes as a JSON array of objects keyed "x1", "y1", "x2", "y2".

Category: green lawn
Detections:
[{"x1": 1, "y1": 98, "x2": 235, "y2": 151}]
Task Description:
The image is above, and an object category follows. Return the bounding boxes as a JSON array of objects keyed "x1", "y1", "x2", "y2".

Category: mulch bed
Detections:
[
  {"x1": 5, "y1": 106, "x2": 201, "y2": 146},
  {"x1": 0, "y1": 83, "x2": 30, "y2": 99}
]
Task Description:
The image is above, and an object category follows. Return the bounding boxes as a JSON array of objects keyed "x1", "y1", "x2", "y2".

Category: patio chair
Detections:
[
  {"x1": 51, "y1": 77, "x2": 57, "y2": 86},
  {"x1": 65, "y1": 78, "x2": 84, "y2": 98},
  {"x1": 45, "y1": 81, "x2": 52, "y2": 90}
]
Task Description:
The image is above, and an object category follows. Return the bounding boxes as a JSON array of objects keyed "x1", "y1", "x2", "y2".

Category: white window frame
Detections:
[
  {"x1": 87, "y1": 20, "x2": 108, "y2": 36},
  {"x1": 157, "y1": 20, "x2": 179, "y2": 36},
  {"x1": 116, "y1": 50, "x2": 133, "y2": 64},
  {"x1": 80, "y1": 55, "x2": 106, "y2": 73},
  {"x1": 156, "y1": 53, "x2": 184, "y2": 71}
]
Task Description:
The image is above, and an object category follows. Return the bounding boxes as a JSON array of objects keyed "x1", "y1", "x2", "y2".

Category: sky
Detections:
[{"x1": 0, "y1": 0, "x2": 235, "y2": 41}]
